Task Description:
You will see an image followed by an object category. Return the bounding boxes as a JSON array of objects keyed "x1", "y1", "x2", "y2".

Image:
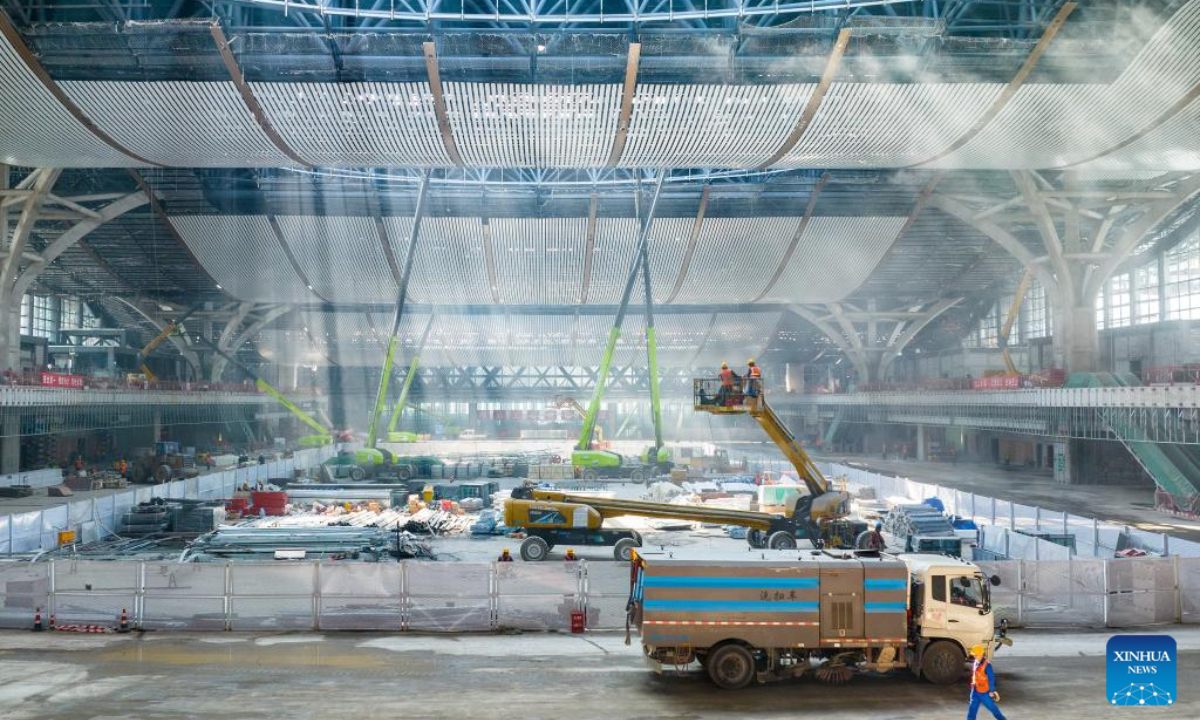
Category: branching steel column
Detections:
[
  {"x1": 577, "y1": 171, "x2": 666, "y2": 452},
  {"x1": 366, "y1": 171, "x2": 431, "y2": 449}
]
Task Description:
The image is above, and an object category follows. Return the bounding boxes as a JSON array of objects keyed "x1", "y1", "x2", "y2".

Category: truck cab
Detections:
[{"x1": 899, "y1": 553, "x2": 1001, "y2": 681}]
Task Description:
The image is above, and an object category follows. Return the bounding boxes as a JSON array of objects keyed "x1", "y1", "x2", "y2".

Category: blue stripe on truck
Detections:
[
  {"x1": 643, "y1": 576, "x2": 818, "y2": 590},
  {"x1": 864, "y1": 601, "x2": 907, "y2": 613},
  {"x1": 864, "y1": 579, "x2": 907, "y2": 591},
  {"x1": 644, "y1": 600, "x2": 819, "y2": 613}
]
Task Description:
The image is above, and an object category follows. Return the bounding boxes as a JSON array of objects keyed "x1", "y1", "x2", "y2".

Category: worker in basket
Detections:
[
  {"x1": 745, "y1": 359, "x2": 762, "y2": 407},
  {"x1": 716, "y1": 361, "x2": 740, "y2": 406},
  {"x1": 966, "y1": 644, "x2": 1006, "y2": 720}
]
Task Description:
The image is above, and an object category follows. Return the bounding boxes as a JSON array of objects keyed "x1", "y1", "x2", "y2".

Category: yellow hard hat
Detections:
[
  {"x1": 748, "y1": 358, "x2": 756, "y2": 365},
  {"x1": 721, "y1": 361, "x2": 729, "y2": 368},
  {"x1": 970, "y1": 644, "x2": 986, "y2": 659}
]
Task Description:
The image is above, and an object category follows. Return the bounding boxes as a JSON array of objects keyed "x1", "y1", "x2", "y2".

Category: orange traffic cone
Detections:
[
  {"x1": 33, "y1": 607, "x2": 43, "y2": 632},
  {"x1": 118, "y1": 607, "x2": 130, "y2": 633}
]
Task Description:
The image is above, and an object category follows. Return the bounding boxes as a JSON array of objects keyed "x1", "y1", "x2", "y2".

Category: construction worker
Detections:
[
  {"x1": 864, "y1": 521, "x2": 885, "y2": 551},
  {"x1": 745, "y1": 359, "x2": 762, "y2": 402},
  {"x1": 966, "y1": 644, "x2": 1006, "y2": 720},
  {"x1": 716, "y1": 361, "x2": 738, "y2": 405},
  {"x1": 118, "y1": 458, "x2": 128, "y2": 477},
  {"x1": 498, "y1": 548, "x2": 514, "y2": 562}
]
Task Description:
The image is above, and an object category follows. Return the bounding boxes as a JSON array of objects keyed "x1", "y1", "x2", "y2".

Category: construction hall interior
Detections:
[{"x1": 2, "y1": 0, "x2": 1200, "y2": 717}]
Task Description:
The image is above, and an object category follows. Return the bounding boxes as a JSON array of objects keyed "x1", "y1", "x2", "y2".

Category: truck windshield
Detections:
[{"x1": 949, "y1": 576, "x2": 987, "y2": 610}]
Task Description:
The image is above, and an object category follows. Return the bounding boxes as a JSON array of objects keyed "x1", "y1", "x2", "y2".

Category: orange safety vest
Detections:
[
  {"x1": 972, "y1": 660, "x2": 991, "y2": 693},
  {"x1": 748, "y1": 366, "x2": 761, "y2": 379},
  {"x1": 719, "y1": 368, "x2": 734, "y2": 387}
]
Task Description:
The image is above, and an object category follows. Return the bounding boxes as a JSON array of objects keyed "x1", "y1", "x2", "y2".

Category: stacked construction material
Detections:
[
  {"x1": 189, "y1": 526, "x2": 401, "y2": 560},
  {"x1": 120, "y1": 502, "x2": 171, "y2": 535},
  {"x1": 882, "y1": 503, "x2": 955, "y2": 539}
]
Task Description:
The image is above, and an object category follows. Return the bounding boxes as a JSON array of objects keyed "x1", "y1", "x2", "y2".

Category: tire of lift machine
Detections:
[{"x1": 520, "y1": 536, "x2": 551, "y2": 562}]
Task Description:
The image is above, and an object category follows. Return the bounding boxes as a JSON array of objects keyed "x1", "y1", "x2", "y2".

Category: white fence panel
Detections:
[
  {"x1": 230, "y1": 562, "x2": 315, "y2": 630},
  {"x1": 1107, "y1": 557, "x2": 1177, "y2": 627},
  {"x1": 318, "y1": 563, "x2": 402, "y2": 631},
  {"x1": 0, "y1": 561, "x2": 49, "y2": 628},
  {"x1": 53, "y1": 560, "x2": 138, "y2": 625},
  {"x1": 142, "y1": 562, "x2": 228, "y2": 630},
  {"x1": 406, "y1": 562, "x2": 491, "y2": 632},
  {"x1": 495, "y1": 562, "x2": 579, "y2": 631}
]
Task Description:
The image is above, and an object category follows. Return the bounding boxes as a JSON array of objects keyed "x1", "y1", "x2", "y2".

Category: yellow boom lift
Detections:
[{"x1": 505, "y1": 380, "x2": 862, "y2": 561}]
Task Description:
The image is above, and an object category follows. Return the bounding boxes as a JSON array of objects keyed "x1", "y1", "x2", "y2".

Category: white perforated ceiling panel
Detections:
[
  {"x1": 586, "y1": 218, "x2": 638, "y2": 305},
  {"x1": 937, "y1": 1, "x2": 1200, "y2": 169},
  {"x1": 384, "y1": 217, "x2": 492, "y2": 305},
  {"x1": 444, "y1": 83, "x2": 618, "y2": 168},
  {"x1": 703, "y1": 312, "x2": 781, "y2": 364},
  {"x1": 620, "y1": 84, "x2": 814, "y2": 168},
  {"x1": 169, "y1": 215, "x2": 315, "y2": 303},
  {"x1": 275, "y1": 216, "x2": 396, "y2": 303},
  {"x1": 62, "y1": 81, "x2": 292, "y2": 167},
  {"x1": 253, "y1": 81, "x2": 451, "y2": 167},
  {"x1": 672, "y1": 217, "x2": 799, "y2": 304},
  {"x1": 490, "y1": 218, "x2": 587, "y2": 304},
  {"x1": 784, "y1": 83, "x2": 1003, "y2": 168},
  {"x1": 0, "y1": 35, "x2": 134, "y2": 166},
  {"x1": 507, "y1": 314, "x2": 576, "y2": 366},
  {"x1": 1075, "y1": 96, "x2": 1200, "y2": 171},
  {"x1": 765, "y1": 216, "x2": 906, "y2": 303}
]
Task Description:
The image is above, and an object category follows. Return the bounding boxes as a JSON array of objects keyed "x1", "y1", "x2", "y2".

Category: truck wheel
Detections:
[
  {"x1": 583, "y1": 469, "x2": 599, "y2": 481},
  {"x1": 921, "y1": 641, "x2": 965, "y2": 685},
  {"x1": 629, "y1": 468, "x2": 646, "y2": 483},
  {"x1": 613, "y1": 537, "x2": 639, "y2": 562},
  {"x1": 746, "y1": 529, "x2": 768, "y2": 549},
  {"x1": 520, "y1": 536, "x2": 551, "y2": 562},
  {"x1": 350, "y1": 466, "x2": 366, "y2": 481},
  {"x1": 397, "y1": 466, "x2": 412, "y2": 481},
  {"x1": 767, "y1": 531, "x2": 797, "y2": 550},
  {"x1": 707, "y1": 644, "x2": 756, "y2": 690}
]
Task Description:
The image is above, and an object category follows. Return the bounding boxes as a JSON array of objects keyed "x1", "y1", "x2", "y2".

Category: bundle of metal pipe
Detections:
[{"x1": 882, "y1": 504, "x2": 955, "y2": 538}]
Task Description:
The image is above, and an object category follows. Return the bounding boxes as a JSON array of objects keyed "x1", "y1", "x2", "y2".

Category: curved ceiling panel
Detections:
[
  {"x1": 931, "y1": 84, "x2": 1107, "y2": 168},
  {"x1": 765, "y1": 216, "x2": 906, "y2": 303},
  {"x1": 702, "y1": 312, "x2": 781, "y2": 365},
  {"x1": 490, "y1": 218, "x2": 587, "y2": 304},
  {"x1": 619, "y1": 83, "x2": 814, "y2": 168},
  {"x1": 445, "y1": 83, "x2": 618, "y2": 168},
  {"x1": 936, "y1": 0, "x2": 1200, "y2": 169},
  {"x1": 276, "y1": 216, "x2": 396, "y2": 303},
  {"x1": 1075, "y1": 96, "x2": 1200, "y2": 171},
  {"x1": 784, "y1": 82, "x2": 1003, "y2": 168},
  {"x1": 672, "y1": 217, "x2": 799, "y2": 304},
  {"x1": 585, "y1": 217, "x2": 696, "y2": 305},
  {"x1": 62, "y1": 81, "x2": 293, "y2": 167},
  {"x1": 384, "y1": 216, "x2": 493, "y2": 305},
  {"x1": 0, "y1": 34, "x2": 134, "y2": 167},
  {"x1": 253, "y1": 81, "x2": 451, "y2": 167},
  {"x1": 169, "y1": 215, "x2": 315, "y2": 303}
]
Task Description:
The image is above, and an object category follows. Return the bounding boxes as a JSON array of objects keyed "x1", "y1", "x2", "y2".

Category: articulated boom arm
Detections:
[
  {"x1": 254, "y1": 380, "x2": 331, "y2": 439},
  {"x1": 749, "y1": 397, "x2": 829, "y2": 498},
  {"x1": 526, "y1": 490, "x2": 778, "y2": 531}
]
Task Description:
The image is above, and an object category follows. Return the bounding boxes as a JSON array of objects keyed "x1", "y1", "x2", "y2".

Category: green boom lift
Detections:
[
  {"x1": 571, "y1": 173, "x2": 672, "y2": 481},
  {"x1": 359, "y1": 171, "x2": 431, "y2": 472},
  {"x1": 385, "y1": 314, "x2": 435, "y2": 443}
]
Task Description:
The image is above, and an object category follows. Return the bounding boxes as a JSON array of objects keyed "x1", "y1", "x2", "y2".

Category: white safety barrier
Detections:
[
  {"x1": 0, "y1": 555, "x2": 1194, "y2": 632},
  {"x1": 0, "y1": 446, "x2": 338, "y2": 555}
]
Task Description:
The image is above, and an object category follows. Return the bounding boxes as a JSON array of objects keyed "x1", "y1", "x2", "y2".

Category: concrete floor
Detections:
[
  {"x1": 816, "y1": 452, "x2": 1200, "y2": 544},
  {"x1": 0, "y1": 627, "x2": 1196, "y2": 719}
]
